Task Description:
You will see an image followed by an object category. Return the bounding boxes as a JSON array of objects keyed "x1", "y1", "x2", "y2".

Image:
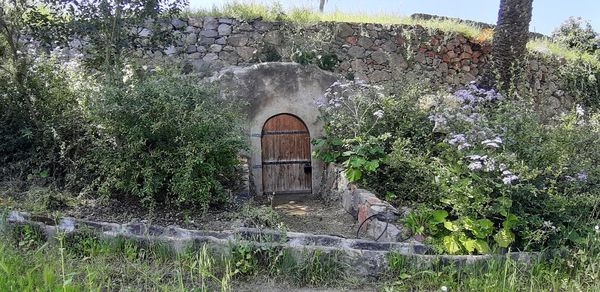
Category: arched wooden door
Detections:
[{"x1": 261, "y1": 114, "x2": 312, "y2": 196}]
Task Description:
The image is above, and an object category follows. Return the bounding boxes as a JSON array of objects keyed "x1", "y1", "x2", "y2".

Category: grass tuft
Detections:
[
  {"x1": 186, "y1": 1, "x2": 486, "y2": 39},
  {"x1": 527, "y1": 38, "x2": 600, "y2": 67}
]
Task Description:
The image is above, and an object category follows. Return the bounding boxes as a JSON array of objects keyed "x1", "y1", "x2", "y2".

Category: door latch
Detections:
[{"x1": 304, "y1": 163, "x2": 312, "y2": 174}]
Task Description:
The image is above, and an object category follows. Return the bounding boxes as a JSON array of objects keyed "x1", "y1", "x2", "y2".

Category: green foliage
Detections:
[
  {"x1": 63, "y1": 230, "x2": 107, "y2": 258},
  {"x1": 420, "y1": 88, "x2": 600, "y2": 251},
  {"x1": 315, "y1": 78, "x2": 437, "y2": 198},
  {"x1": 230, "y1": 243, "x2": 259, "y2": 276},
  {"x1": 551, "y1": 17, "x2": 599, "y2": 54},
  {"x1": 297, "y1": 250, "x2": 346, "y2": 286},
  {"x1": 238, "y1": 204, "x2": 281, "y2": 228},
  {"x1": 321, "y1": 79, "x2": 600, "y2": 253},
  {"x1": 291, "y1": 49, "x2": 339, "y2": 71},
  {"x1": 385, "y1": 233, "x2": 600, "y2": 291},
  {"x1": 557, "y1": 57, "x2": 600, "y2": 108},
  {"x1": 6, "y1": 223, "x2": 47, "y2": 250},
  {"x1": 228, "y1": 243, "x2": 344, "y2": 286},
  {"x1": 42, "y1": 0, "x2": 186, "y2": 72},
  {"x1": 89, "y1": 67, "x2": 247, "y2": 208},
  {"x1": 0, "y1": 56, "x2": 96, "y2": 192},
  {"x1": 255, "y1": 44, "x2": 282, "y2": 62},
  {"x1": 527, "y1": 39, "x2": 600, "y2": 108},
  {"x1": 312, "y1": 80, "x2": 392, "y2": 182},
  {"x1": 362, "y1": 81, "x2": 438, "y2": 204}
]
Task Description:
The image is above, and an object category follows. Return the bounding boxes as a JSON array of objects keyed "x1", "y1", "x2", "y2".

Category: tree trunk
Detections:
[
  {"x1": 319, "y1": 0, "x2": 326, "y2": 12},
  {"x1": 490, "y1": 0, "x2": 533, "y2": 94}
]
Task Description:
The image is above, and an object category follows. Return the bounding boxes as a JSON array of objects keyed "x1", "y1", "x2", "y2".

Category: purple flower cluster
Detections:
[
  {"x1": 501, "y1": 170, "x2": 519, "y2": 185},
  {"x1": 448, "y1": 133, "x2": 472, "y2": 150},
  {"x1": 466, "y1": 154, "x2": 497, "y2": 172},
  {"x1": 314, "y1": 95, "x2": 326, "y2": 108},
  {"x1": 566, "y1": 170, "x2": 588, "y2": 182},
  {"x1": 316, "y1": 79, "x2": 377, "y2": 112},
  {"x1": 453, "y1": 83, "x2": 503, "y2": 105}
]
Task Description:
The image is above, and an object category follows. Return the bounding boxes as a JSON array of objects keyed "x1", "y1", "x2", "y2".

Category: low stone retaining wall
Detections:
[
  {"x1": 3, "y1": 210, "x2": 540, "y2": 277},
  {"x1": 342, "y1": 188, "x2": 411, "y2": 242},
  {"x1": 324, "y1": 165, "x2": 411, "y2": 242}
]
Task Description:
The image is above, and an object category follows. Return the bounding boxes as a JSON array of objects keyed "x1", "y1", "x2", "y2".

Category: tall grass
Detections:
[
  {"x1": 2, "y1": 222, "x2": 600, "y2": 291},
  {"x1": 186, "y1": 1, "x2": 486, "y2": 39},
  {"x1": 528, "y1": 38, "x2": 600, "y2": 66},
  {"x1": 0, "y1": 226, "x2": 235, "y2": 291},
  {"x1": 0, "y1": 223, "x2": 348, "y2": 290},
  {"x1": 385, "y1": 234, "x2": 600, "y2": 291}
]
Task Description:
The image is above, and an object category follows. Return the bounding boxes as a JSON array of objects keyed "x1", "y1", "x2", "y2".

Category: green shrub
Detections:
[
  {"x1": 89, "y1": 66, "x2": 247, "y2": 208},
  {"x1": 421, "y1": 86, "x2": 600, "y2": 252},
  {"x1": 6, "y1": 223, "x2": 47, "y2": 249},
  {"x1": 317, "y1": 79, "x2": 600, "y2": 253},
  {"x1": 551, "y1": 17, "x2": 599, "y2": 54},
  {"x1": 291, "y1": 48, "x2": 339, "y2": 71},
  {"x1": 0, "y1": 57, "x2": 95, "y2": 191},
  {"x1": 312, "y1": 80, "x2": 391, "y2": 182},
  {"x1": 314, "y1": 78, "x2": 438, "y2": 202},
  {"x1": 362, "y1": 81, "x2": 439, "y2": 205}
]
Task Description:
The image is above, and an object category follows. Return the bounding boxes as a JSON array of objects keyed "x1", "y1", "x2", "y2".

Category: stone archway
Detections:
[{"x1": 214, "y1": 62, "x2": 339, "y2": 196}]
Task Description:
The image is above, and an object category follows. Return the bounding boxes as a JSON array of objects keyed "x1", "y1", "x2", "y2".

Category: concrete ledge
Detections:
[{"x1": 2, "y1": 210, "x2": 541, "y2": 277}]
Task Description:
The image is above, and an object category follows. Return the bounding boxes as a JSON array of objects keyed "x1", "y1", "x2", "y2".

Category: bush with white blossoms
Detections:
[
  {"x1": 414, "y1": 82, "x2": 600, "y2": 252},
  {"x1": 313, "y1": 79, "x2": 391, "y2": 181},
  {"x1": 316, "y1": 78, "x2": 600, "y2": 254}
]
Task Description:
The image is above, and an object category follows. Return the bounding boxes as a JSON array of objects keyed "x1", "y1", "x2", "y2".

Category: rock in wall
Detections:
[{"x1": 63, "y1": 15, "x2": 579, "y2": 117}]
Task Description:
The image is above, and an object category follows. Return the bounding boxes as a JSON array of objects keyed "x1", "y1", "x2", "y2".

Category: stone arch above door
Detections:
[{"x1": 213, "y1": 62, "x2": 339, "y2": 196}]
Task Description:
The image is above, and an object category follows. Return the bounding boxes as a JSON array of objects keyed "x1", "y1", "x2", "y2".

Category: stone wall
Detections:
[
  {"x1": 118, "y1": 16, "x2": 574, "y2": 116},
  {"x1": 321, "y1": 165, "x2": 411, "y2": 242}
]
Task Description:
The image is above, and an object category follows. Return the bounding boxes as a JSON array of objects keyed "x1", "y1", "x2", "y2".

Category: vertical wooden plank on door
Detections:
[{"x1": 261, "y1": 114, "x2": 312, "y2": 195}]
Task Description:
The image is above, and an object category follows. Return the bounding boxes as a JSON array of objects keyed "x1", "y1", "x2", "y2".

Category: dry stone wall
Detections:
[
  {"x1": 61, "y1": 15, "x2": 576, "y2": 116},
  {"x1": 154, "y1": 16, "x2": 493, "y2": 87},
  {"x1": 137, "y1": 16, "x2": 574, "y2": 116}
]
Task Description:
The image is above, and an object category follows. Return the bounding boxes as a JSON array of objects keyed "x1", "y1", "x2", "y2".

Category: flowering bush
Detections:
[
  {"x1": 317, "y1": 79, "x2": 600, "y2": 253},
  {"x1": 312, "y1": 80, "x2": 391, "y2": 181},
  {"x1": 419, "y1": 83, "x2": 600, "y2": 252},
  {"x1": 551, "y1": 17, "x2": 599, "y2": 54}
]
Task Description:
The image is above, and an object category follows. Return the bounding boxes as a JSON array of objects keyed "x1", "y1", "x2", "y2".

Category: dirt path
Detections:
[
  {"x1": 275, "y1": 199, "x2": 358, "y2": 239},
  {"x1": 2, "y1": 188, "x2": 359, "y2": 239}
]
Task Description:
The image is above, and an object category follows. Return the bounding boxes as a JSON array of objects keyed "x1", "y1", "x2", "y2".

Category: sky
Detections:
[{"x1": 188, "y1": 0, "x2": 600, "y2": 36}]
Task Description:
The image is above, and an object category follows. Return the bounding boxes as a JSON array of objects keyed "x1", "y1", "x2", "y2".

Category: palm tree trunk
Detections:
[
  {"x1": 319, "y1": 0, "x2": 326, "y2": 12},
  {"x1": 491, "y1": 0, "x2": 533, "y2": 94}
]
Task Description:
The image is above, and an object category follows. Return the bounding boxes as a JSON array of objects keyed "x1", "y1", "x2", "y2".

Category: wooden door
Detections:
[{"x1": 261, "y1": 114, "x2": 312, "y2": 195}]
